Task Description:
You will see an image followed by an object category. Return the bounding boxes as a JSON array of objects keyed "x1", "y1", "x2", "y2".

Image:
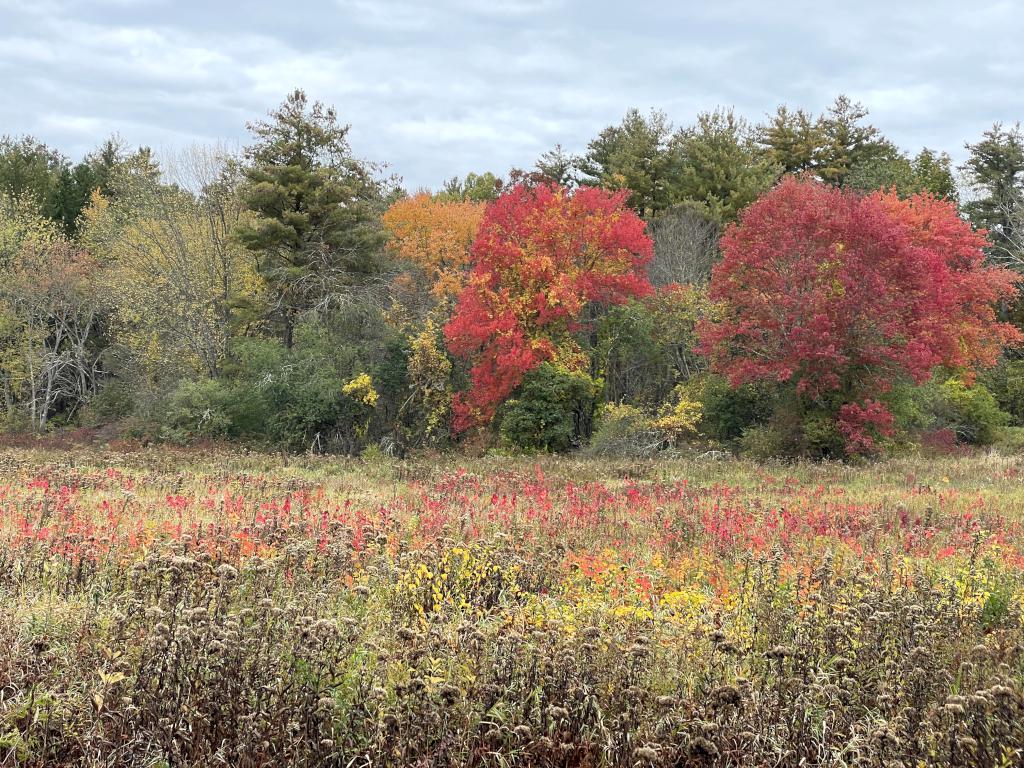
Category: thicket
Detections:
[{"x1": 2, "y1": 94, "x2": 1024, "y2": 459}]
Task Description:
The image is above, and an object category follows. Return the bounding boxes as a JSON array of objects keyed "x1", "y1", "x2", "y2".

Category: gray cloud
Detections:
[{"x1": 1, "y1": 0, "x2": 1021, "y2": 189}]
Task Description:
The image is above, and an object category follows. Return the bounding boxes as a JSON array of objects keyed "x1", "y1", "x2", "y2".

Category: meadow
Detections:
[{"x1": 1, "y1": 447, "x2": 1023, "y2": 767}]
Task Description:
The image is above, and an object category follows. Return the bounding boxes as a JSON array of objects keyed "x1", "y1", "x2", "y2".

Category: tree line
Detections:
[{"x1": 2, "y1": 90, "x2": 1023, "y2": 458}]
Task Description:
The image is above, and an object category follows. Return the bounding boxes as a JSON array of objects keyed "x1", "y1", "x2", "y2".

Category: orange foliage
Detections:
[{"x1": 383, "y1": 193, "x2": 485, "y2": 300}]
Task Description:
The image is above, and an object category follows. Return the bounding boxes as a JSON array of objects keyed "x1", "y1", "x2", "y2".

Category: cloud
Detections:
[{"x1": 0, "y1": 0, "x2": 1021, "y2": 189}]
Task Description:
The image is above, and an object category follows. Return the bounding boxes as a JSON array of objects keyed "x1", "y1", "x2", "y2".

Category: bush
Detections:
[
  {"x1": 81, "y1": 380, "x2": 136, "y2": 427},
  {"x1": 801, "y1": 409, "x2": 846, "y2": 458},
  {"x1": 587, "y1": 403, "x2": 665, "y2": 457},
  {"x1": 499, "y1": 364, "x2": 597, "y2": 452},
  {"x1": 689, "y1": 374, "x2": 773, "y2": 446},
  {"x1": 925, "y1": 377, "x2": 1009, "y2": 445},
  {"x1": 993, "y1": 426, "x2": 1024, "y2": 454},
  {"x1": 982, "y1": 358, "x2": 1024, "y2": 424},
  {"x1": 160, "y1": 378, "x2": 233, "y2": 443},
  {"x1": 652, "y1": 385, "x2": 702, "y2": 445},
  {"x1": 737, "y1": 424, "x2": 791, "y2": 461}
]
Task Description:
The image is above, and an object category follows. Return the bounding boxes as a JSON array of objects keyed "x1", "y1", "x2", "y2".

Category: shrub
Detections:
[
  {"x1": 982, "y1": 358, "x2": 1024, "y2": 424},
  {"x1": 689, "y1": 374, "x2": 773, "y2": 446},
  {"x1": 993, "y1": 425, "x2": 1024, "y2": 454},
  {"x1": 802, "y1": 409, "x2": 847, "y2": 458},
  {"x1": 925, "y1": 377, "x2": 1009, "y2": 445},
  {"x1": 499, "y1": 363, "x2": 597, "y2": 452},
  {"x1": 737, "y1": 423, "x2": 791, "y2": 461},
  {"x1": 587, "y1": 403, "x2": 664, "y2": 457},
  {"x1": 160, "y1": 378, "x2": 233, "y2": 442},
  {"x1": 652, "y1": 385, "x2": 702, "y2": 445}
]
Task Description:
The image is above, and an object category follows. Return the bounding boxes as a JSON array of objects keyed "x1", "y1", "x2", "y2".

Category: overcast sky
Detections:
[{"x1": 2, "y1": 0, "x2": 1021, "y2": 190}]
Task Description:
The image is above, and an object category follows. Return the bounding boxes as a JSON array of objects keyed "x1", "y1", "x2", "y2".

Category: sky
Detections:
[{"x1": 1, "y1": 0, "x2": 1022, "y2": 191}]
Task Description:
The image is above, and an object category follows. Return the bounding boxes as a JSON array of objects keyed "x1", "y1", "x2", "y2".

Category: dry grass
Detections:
[{"x1": 1, "y1": 446, "x2": 1022, "y2": 766}]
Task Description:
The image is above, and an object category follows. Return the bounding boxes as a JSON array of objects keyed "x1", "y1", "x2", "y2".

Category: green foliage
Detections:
[
  {"x1": 911, "y1": 148, "x2": 960, "y2": 201},
  {"x1": 962, "y1": 122, "x2": 1024, "y2": 262},
  {"x1": 0, "y1": 134, "x2": 136, "y2": 235},
  {"x1": 533, "y1": 145, "x2": 576, "y2": 187},
  {"x1": 499, "y1": 363, "x2": 597, "y2": 452},
  {"x1": 981, "y1": 358, "x2": 1024, "y2": 423},
  {"x1": 435, "y1": 171, "x2": 502, "y2": 202},
  {"x1": 674, "y1": 109, "x2": 778, "y2": 224},
  {"x1": 576, "y1": 108, "x2": 683, "y2": 218},
  {"x1": 688, "y1": 374, "x2": 774, "y2": 447},
  {"x1": 81, "y1": 380, "x2": 137, "y2": 427},
  {"x1": 598, "y1": 287, "x2": 709, "y2": 409},
  {"x1": 922, "y1": 377, "x2": 1009, "y2": 446},
  {"x1": 234, "y1": 89, "x2": 388, "y2": 348},
  {"x1": 0, "y1": 135, "x2": 64, "y2": 216},
  {"x1": 993, "y1": 426, "x2": 1024, "y2": 454},
  {"x1": 737, "y1": 424, "x2": 791, "y2": 461},
  {"x1": 757, "y1": 96, "x2": 896, "y2": 186},
  {"x1": 160, "y1": 378, "x2": 234, "y2": 442},
  {"x1": 157, "y1": 316, "x2": 391, "y2": 452},
  {"x1": 586, "y1": 402, "x2": 663, "y2": 458},
  {"x1": 800, "y1": 409, "x2": 846, "y2": 459},
  {"x1": 845, "y1": 148, "x2": 958, "y2": 200}
]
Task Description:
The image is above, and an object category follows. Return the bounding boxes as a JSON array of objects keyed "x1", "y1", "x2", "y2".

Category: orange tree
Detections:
[
  {"x1": 698, "y1": 176, "x2": 1021, "y2": 455},
  {"x1": 445, "y1": 183, "x2": 653, "y2": 433},
  {"x1": 382, "y1": 192, "x2": 485, "y2": 302}
]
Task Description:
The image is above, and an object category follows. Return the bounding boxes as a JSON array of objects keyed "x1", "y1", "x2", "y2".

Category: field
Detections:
[{"x1": 1, "y1": 448, "x2": 1023, "y2": 767}]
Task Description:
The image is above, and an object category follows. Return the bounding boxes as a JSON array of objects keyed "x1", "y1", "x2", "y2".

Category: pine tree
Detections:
[
  {"x1": 962, "y1": 123, "x2": 1024, "y2": 264},
  {"x1": 234, "y1": 90, "x2": 387, "y2": 348}
]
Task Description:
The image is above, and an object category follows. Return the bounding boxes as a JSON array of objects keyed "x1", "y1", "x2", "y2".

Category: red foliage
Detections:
[
  {"x1": 698, "y1": 177, "x2": 1021, "y2": 449},
  {"x1": 445, "y1": 184, "x2": 653, "y2": 431},
  {"x1": 836, "y1": 400, "x2": 895, "y2": 455}
]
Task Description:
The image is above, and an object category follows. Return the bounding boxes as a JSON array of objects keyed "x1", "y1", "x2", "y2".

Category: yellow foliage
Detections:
[
  {"x1": 407, "y1": 320, "x2": 452, "y2": 442},
  {"x1": 82, "y1": 182, "x2": 263, "y2": 378},
  {"x1": 653, "y1": 387, "x2": 702, "y2": 442},
  {"x1": 342, "y1": 373, "x2": 379, "y2": 408}
]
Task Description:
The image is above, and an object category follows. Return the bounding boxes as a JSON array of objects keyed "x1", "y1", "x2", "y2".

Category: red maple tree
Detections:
[
  {"x1": 698, "y1": 176, "x2": 1021, "y2": 452},
  {"x1": 445, "y1": 183, "x2": 653, "y2": 431}
]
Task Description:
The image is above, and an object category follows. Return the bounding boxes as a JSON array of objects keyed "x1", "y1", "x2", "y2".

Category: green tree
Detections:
[
  {"x1": 0, "y1": 135, "x2": 134, "y2": 236},
  {"x1": 962, "y1": 122, "x2": 1024, "y2": 265},
  {"x1": 0, "y1": 136, "x2": 65, "y2": 220},
  {"x1": 533, "y1": 144, "x2": 577, "y2": 187},
  {"x1": 435, "y1": 171, "x2": 502, "y2": 203},
  {"x1": 757, "y1": 96, "x2": 896, "y2": 187},
  {"x1": 816, "y1": 95, "x2": 897, "y2": 186},
  {"x1": 756, "y1": 105, "x2": 823, "y2": 175},
  {"x1": 911, "y1": 149, "x2": 959, "y2": 200},
  {"x1": 845, "y1": 148, "x2": 958, "y2": 200},
  {"x1": 576, "y1": 108, "x2": 683, "y2": 218},
  {"x1": 674, "y1": 109, "x2": 778, "y2": 223},
  {"x1": 499, "y1": 363, "x2": 598, "y2": 452},
  {"x1": 234, "y1": 89, "x2": 388, "y2": 348}
]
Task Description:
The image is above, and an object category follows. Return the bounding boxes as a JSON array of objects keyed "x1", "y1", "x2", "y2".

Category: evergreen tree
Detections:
[
  {"x1": 962, "y1": 122, "x2": 1024, "y2": 264},
  {"x1": 435, "y1": 171, "x2": 502, "y2": 202},
  {"x1": 534, "y1": 144, "x2": 577, "y2": 187},
  {"x1": 756, "y1": 105, "x2": 823, "y2": 175},
  {"x1": 576, "y1": 109, "x2": 683, "y2": 218},
  {"x1": 757, "y1": 96, "x2": 896, "y2": 187},
  {"x1": 674, "y1": 108, "x2": 778, "y2": 223},
  {"x1": 817, "y1": 95, "x2": 897, "y2": 186},
  {"x1": 234, "y1": 89, "x2": 387, "y2": 348},
  {"x1": 845, "y1": 148, "x2": 958, "y2": 200}
]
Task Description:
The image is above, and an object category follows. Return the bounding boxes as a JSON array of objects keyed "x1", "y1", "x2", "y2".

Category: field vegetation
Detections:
[{"x1": 1, "y1": 447, "x2": 1022, "y2": 766}]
